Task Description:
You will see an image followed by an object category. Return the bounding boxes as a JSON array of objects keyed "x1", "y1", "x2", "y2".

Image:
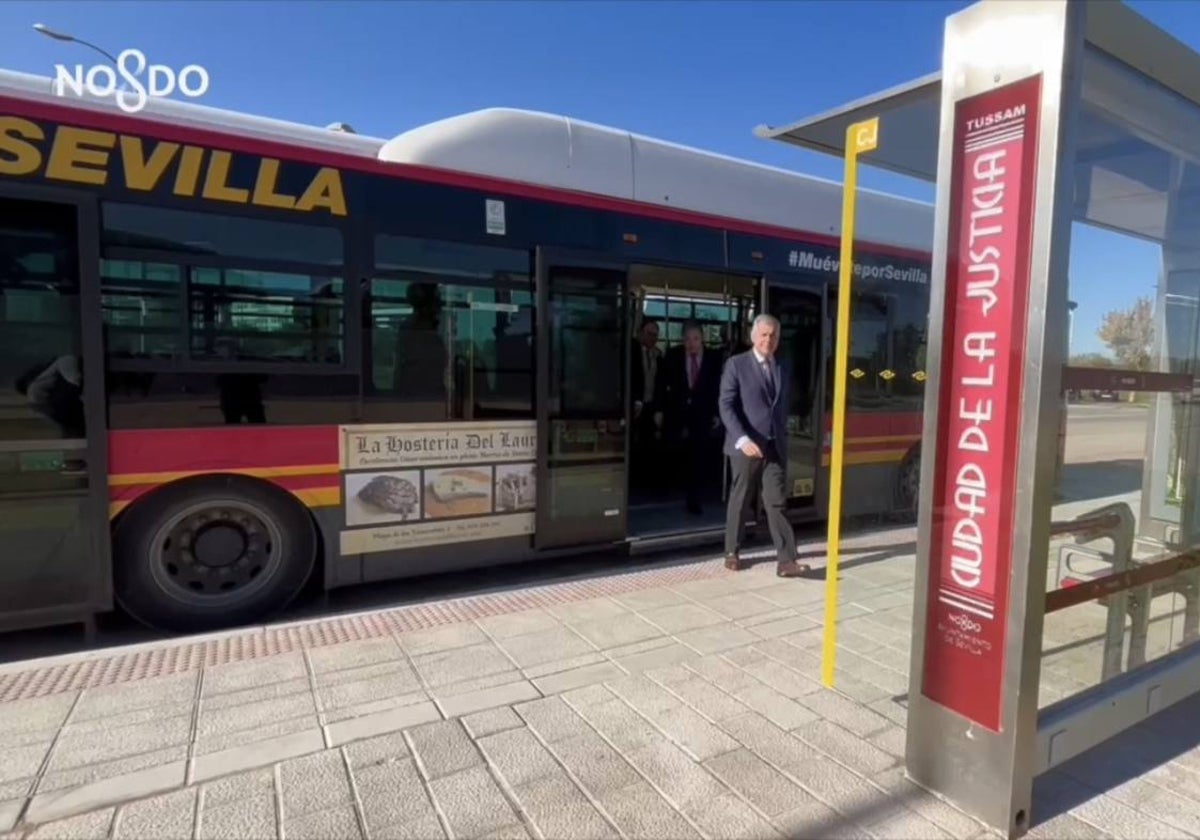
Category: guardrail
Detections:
[
  {"x1": 1046, "y1": 502, "x2": 1200, "y2": 676},
  {"x1": 1046, "y1": 503, "x2": 1136, "y2": 680},
  {"x1": 1061, "y1": 366, "x2": 1193, "y2": 393},
  {"x1": 1034, "y1": 502, "x2": 1200, "y2": 778},
  {"x1": 1049, "y1": 546, "x2": 1200, "y2": 667}
]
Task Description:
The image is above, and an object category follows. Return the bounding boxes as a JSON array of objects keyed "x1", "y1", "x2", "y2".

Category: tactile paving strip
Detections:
[{"x1": 0, "y1": 556, "x2": 731, "y2": 703}]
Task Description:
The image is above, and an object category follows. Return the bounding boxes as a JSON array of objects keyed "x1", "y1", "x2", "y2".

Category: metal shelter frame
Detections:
[{"x1": 756, "y1": 1, "x2": 1200, "y2": 837}]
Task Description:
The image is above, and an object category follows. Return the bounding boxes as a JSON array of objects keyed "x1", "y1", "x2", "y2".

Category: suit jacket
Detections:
[
  {"x1": 661, "y1": 347, "x2": 722, "y2": 433},
  {"x1": 718, "y1": 349, "x2": 789, "y2": 456},
  {"x1": 629, "y1": 341, "x2": 664, "y2": 408}
]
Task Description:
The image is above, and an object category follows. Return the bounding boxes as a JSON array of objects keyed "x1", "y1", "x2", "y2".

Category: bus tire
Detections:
[
  {"x1": 897, "y1": 443, "x2": 921, "y2": 520},
  {"x1": 113, "y1": 474, "x2": 316, "y2": 634}
]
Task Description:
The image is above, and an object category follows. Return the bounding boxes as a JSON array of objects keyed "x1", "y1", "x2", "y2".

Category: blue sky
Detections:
[{"x1": 2, "y1": 0, "x2": 1194, "y2": 356}]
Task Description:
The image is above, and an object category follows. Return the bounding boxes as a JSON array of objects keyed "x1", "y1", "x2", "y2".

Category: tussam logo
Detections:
[
  {"x1": 52, "y1": 48, "x2": 210, "y2": 114},
  {"x1": 787, "y1": 249, "x2": 929, "y2": 284}
]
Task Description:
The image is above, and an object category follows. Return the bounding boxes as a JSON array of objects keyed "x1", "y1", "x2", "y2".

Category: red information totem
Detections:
[{"x1": 921, "y1": 74, "x2": 1043, "y2": 733}]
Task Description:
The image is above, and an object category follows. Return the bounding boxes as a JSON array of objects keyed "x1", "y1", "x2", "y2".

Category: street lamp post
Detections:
[{"x1": 33, "y1": 23, "x2": 119, "y2": 66}]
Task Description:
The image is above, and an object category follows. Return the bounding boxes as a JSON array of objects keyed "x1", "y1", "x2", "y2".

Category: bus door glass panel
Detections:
[
  {"x1": 767, "y1": 282, "x2": 824, "y2": 501},
  {"x1": 535, "y1": 253, "x2": 628, "y2": 549},
  {"x1": 888, "y1": 291, "x2": 928, "y2": 408},
  {"x1": 0, "y1": 195, "x2": 104, "y2": 620},
  {"x1": 827, "y1": 289, "x2": 893, "y2": 413},
  {"x1": 721, "y1": 276, "x2": 759, "y2": 500}
]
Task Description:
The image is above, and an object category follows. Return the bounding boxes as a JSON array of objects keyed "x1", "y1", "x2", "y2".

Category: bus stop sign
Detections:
[{"x1": 922, "y1": 74, "x2": 1044, "y2": 732}]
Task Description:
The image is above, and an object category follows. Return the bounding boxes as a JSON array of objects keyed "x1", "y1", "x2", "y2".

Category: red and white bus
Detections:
[{"x1": 0, "y1": 69, "x2": 933, "y2": 634}]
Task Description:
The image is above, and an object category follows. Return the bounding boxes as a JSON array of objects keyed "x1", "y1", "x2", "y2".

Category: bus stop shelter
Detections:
[{"x1": 758, "y1": 0, "x2": 1200, "y2": 836}]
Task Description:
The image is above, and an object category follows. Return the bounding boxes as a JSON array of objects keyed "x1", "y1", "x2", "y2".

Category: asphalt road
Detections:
[
  {"x1": 1055, "y1": 401, "x2": 1151, "y2": 511},
  {"x1": 1062, "y1": 400, "x2": 1150, "y2": 464},
  {"x1": 0, "y1": 401, "x2": 1154, "y2": 666}
]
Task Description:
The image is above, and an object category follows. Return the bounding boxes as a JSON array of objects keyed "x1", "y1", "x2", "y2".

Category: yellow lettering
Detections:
[
  {"x1": 45, "y1": 126, "x2": 115, "y2": 185},
  {"x1": 201, "y1": 149, "x2": 249, "y2": 204},
  {"x1": 295, "y1": 167, "x2": 347, "y2": 216},
  {"x1": 0, "y1": 117, "x2": 44, "y2": 176},
  {"x1": 251, "y1": 158, "x2": 296, "y2": 210},
  {"x1": 3, "y1": 117, "x2": 351, "y2": 218},
  {"x1": 120, "y1": 136, "x2": 179, "y2": 192},
  {"x1": 173, "y1": 146, "x2": 204, "y2": 196}
]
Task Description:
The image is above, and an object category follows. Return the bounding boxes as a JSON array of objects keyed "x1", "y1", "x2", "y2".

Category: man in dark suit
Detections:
[
  {"x1": 718, "y1": 313, "x2": 807, "y2": 577},
  {"x1": 662, "y1": 321, "x2": 722, "y2": 514},
  {"x1": 629, "y1": 319, "x2": 664, "y2": 493}
]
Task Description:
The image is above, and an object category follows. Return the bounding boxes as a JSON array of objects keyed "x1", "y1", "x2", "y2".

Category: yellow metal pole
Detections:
[{"x1": 822, "y1": 117, "x2": 879, "y2": 689}]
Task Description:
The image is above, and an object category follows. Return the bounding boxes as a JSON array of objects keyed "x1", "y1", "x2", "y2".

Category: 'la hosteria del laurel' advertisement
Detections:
[{"x1": 338, "y1": 421, "x2": 537, "y2": 555}]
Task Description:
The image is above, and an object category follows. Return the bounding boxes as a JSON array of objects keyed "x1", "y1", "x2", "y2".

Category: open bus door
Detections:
[
  {"x1": 711, "y1": 280, "x2": 762, "y2": 507},
  {"x1": 765, "y1": 277, "x2": 828, "y2": 510},
  {"x1": 0, "y1": 185, "x2": 111, "y2": 634},
  {"x1": 533, "y1": 248, "x2": 629, "y2": 549}
]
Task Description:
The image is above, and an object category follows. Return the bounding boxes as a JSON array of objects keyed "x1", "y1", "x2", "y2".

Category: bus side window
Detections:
[
  {"x1": 363, "y1": 234, "x2": 535, "y2": 424},
  {"x1": 98, "y1": 202, "x2": 356, "y2": 429},
  {"x1": 0, "y1": 199, "x2": 85, "y2": 444}
]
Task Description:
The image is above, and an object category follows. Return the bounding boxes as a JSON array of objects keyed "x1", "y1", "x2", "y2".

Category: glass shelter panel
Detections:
[{"x1": 1041, "y1": 44, "x2": 1200, "y2": 707}]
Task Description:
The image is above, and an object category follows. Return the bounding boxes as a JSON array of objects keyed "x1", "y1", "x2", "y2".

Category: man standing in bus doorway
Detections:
[
  {"x1": 719, "y1": 314, "x2": 808, "y2": 577},
  {"x1": 662, "y1": 321, "x2": 722, "y2": 515},
  {"x1": 630, "y1": 319, "x2": 664, "y2": 493}
]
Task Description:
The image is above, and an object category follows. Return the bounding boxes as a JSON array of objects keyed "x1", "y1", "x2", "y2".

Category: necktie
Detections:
[
  {"x1": 688, "y1": 354, "x2": 698, "y2": 389},
  {"x1": 644, "y1": 349, "x2": 655, "y2": 401},
  {"x1": 762, "y1": 360, "x2": 776, "y2": 401}
]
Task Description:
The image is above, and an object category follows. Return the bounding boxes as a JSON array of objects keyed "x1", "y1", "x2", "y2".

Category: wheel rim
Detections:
[{"x1": 148, "y1": 498, "x2": 285, "y2": 608}]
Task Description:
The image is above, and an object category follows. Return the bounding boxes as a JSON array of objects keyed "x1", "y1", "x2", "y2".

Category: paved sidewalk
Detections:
[{"x1": 2, "y1": 524, "x2": 1200, "y2": 839}]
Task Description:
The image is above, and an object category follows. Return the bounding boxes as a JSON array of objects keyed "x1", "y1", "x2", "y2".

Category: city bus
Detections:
[{"x1": 0, "y1": 68, "x2": 933, "y2": 634}]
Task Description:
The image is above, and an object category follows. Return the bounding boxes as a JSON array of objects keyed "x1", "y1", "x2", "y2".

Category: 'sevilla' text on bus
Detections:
[
  {"x1": 52, "y1": 48, "x2": 209, "y2": 115},
  {"x1": 0, "y1": 117, "x2": 347, "y2": 216}
]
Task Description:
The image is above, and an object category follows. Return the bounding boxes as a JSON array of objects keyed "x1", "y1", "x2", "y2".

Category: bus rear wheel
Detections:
[{"x1": 113, "y1": 475, "x2": 316, "y2": 634}]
